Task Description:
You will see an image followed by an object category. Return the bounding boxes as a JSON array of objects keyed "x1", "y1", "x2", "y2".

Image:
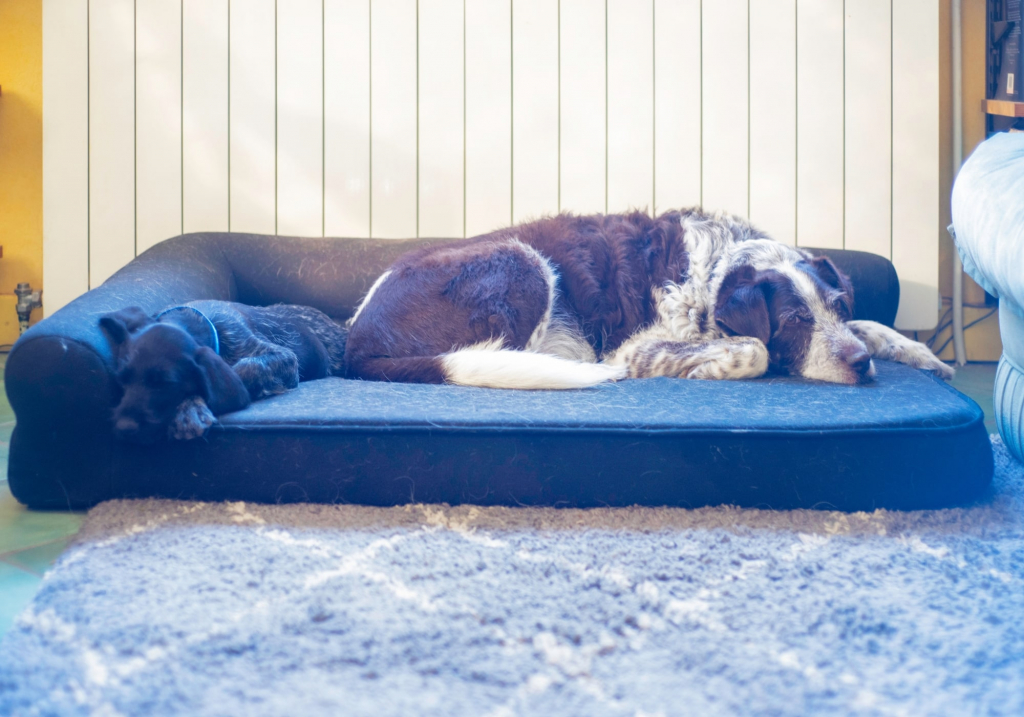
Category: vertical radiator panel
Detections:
[
  {"x1": 42, "y1": 0, "x2": 90, "y2": 314},
  {"x1": 277, "y1": 0, "x2": 324, "y2": 237},
  {"x1": 749, "y1": 0, "x2": 797, "y2": 245},
  {"x1": 701, "y1": 0, "x2": 748, "y2": 218},
  {"x1": 845, "y1": 0, "x2": 892, "y2": 259},
  {"x1": 183, "y1": 0, "x2": 229, "y2": 235},
  {"x1": 892, "y1": 0, "x2": 940, "y2": 330},
  {"x1": 419, "y1": 0, "x2": 465, "y2": 238},
  {"x1": 607, "y1": 0, "x2": 653, "y2": 214},
  {"x1": 559, "y1": 0, "x2": 605, "y2": 215},
  {"x1": 136, "y1": 0, "x2": 182, "y2": 254},
  {"x1": 229, "y1": 0, "x2": 277, "y2": 235},
  {"x1": 43, "y1": 0, "x2": 946, "y2": 326},
  {"x1": 796, "y1": 0, "x2": 844, "y2": 249},
  {"x1": 370, "y1": 0, "x2": 417, "y2": 238},
  {"x1": 653, "y1": 0, "x2": 701, "y2": 213},
  {"x1": 512, "y1": 0, "x2": 558, "y2": 224},
  {"x1": 465, "y1": 0, "x2": 512, "y2": 236},
  {"x1": 324, "y1": 0, "x2": 371, "y2": 238},
  {"x1": 89, "y1": 0, "x2": 136, "y2": 286}
]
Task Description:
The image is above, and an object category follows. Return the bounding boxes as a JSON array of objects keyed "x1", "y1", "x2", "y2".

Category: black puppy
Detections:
[{"x1": 100, "y1": 301, "x2": 348, "y2": 444}]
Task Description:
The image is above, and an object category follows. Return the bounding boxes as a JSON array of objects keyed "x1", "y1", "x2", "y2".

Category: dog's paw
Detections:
[
  {"x1": 234, "y1": 357, "x2": 300, "y2": 398},
  {"x1": 914, "y1": 353, "x2": 956, "y2": 380},
  {"x1": 685, "y1": 337, "x2": 769, "y2": 380},
  {"x1": 256, "y1": 372, "x2": 298, "y2": 398},
  {"x1": 169, "y1": 397, "x2": 216, "y2": 440},
  {"x1": 893, "y1": 341, "x2": 955, "y2": 381}
]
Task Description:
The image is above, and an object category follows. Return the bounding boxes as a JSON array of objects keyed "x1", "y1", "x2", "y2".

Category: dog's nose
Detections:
[{"x1": 845, "y1": 349, "x2": 872, "y2": 376}]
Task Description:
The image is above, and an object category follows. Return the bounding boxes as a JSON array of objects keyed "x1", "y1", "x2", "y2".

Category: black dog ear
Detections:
[
  {"x1": 715, "y1": 265, "x2": 772, "y2": 345},
  {"x1": 808, "y1": 255, "x2": 845, "y2": 290},
  {"x1": 191, "y1": 347, "x2": 251, "y2": 416},
  {"x1": 100, "y1": 306, "x2": 154, "y2": 345},
  {"x1": 809, "y1": 255, "x2": 855, "y2": 319}
]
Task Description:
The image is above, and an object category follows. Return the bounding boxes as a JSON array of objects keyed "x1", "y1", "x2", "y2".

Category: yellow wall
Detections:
[{"x1": 0, "y1": 0, "x2": 43, "y2": 344}]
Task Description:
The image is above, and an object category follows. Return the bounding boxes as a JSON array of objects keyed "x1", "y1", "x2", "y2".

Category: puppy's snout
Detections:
[
  {"x1": 114, "y1": 416, "x2": 140, "y2": 437},
  {"x1": 113, "y1": 413, "x2": 159, "y2": 444}
]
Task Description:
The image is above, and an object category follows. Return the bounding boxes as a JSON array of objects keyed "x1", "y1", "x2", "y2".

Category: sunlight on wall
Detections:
[{"x1": 0, "y1": 0, "x2": 43, "y2": 344}]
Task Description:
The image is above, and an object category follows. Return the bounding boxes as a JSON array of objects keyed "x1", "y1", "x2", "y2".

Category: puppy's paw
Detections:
[
  {"x1": 169, "y1": 397, "x2": 216, "y2": 440},
  {"x1": 256, "y1": 372, "x2": 297, "y2": 398},
  {"x1": 234, "y1": 357, "x2": 300, "y2": 398},
  {"x1": 281, "y1": 367, "x2": 300, "y2": 391}
]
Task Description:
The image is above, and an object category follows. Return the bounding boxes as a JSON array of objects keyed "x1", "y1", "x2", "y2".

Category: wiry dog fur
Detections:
[
  {"x1": 101, "y1": 301, "x2": 348, "y2": 443},
  {"x1": 344, "y1": 208, "x2": 952, "y2": 389}
]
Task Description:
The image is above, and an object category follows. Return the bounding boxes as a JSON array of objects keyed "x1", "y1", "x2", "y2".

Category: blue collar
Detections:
[{"x1": 155, "y1": 306, "x2": 220, "y2": 355}]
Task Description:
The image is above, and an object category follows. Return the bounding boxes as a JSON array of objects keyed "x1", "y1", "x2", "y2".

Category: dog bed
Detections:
[{"x1": 5, "y1": 233, "x2": 993, "y2": 511}]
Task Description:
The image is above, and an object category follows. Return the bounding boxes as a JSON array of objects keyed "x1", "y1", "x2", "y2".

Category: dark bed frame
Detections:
[{"x1": 4, "y1": 233, "x2": 993, "y2": 511}]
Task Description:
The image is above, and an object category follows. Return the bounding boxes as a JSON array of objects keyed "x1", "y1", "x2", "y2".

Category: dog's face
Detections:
[
  {"x1": 101, "y1": 307, "x2": 253, "y2": 443},
  {"x1": 715, "y1": 253, "x2": 875, "y2": 384},
  {"x1": 101, "y1": 312, "x2": 209, "y2": 444}
]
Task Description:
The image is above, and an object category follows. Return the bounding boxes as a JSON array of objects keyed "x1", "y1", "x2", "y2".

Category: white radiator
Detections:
[{"x1": 43, "y1": 0, "x2": 942, "y2": 328}]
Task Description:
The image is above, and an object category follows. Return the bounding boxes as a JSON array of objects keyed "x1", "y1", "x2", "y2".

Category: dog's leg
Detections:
[
  {"x1": 846, "y1": 320, "x2": 954, "y2": 380},
  {"x1": 608, "y1": 335, "x2": 769, "y2": 380},
  {"x1": 232, "y1": 342, "x2": 301, "y2": 399},
  {"x1": 168, "y1": 397, "x2": 216, "y2": 440}
]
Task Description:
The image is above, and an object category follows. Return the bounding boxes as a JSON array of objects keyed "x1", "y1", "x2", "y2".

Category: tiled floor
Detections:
[
  {"x1": 0, "y1": 355, "x2": 86, "y2": 637},
  {"x1": 949, "y1": 361, "x2": 999, "y2": 435},
  {"x1": 0, "y1": 360, "x2": 1002, "y2": 639}
]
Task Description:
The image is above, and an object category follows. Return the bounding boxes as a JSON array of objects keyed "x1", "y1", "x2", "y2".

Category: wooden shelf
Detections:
[{"x1": 983, "y1": 99, "x2": 1024, "y2": 117}]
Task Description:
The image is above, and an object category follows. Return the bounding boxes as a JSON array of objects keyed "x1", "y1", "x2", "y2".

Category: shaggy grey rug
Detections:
[{"x1": 2, "y1": 439, "x2": 1022, "y2": 717}]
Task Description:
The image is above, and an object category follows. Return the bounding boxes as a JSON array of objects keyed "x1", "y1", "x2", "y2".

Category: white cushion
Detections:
[{"x1": 952, "y1": 132, "x2": 1024, "y2": 319}]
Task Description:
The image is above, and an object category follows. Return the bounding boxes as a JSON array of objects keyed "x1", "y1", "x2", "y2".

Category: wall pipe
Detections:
[{"x1": 951, "y1": 0, "x2": 967, "y2": 366}]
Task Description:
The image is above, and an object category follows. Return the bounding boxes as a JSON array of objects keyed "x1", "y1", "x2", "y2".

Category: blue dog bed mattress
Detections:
[{"x1": 5, "y1": 233, "x2": 993, "y2": 511}]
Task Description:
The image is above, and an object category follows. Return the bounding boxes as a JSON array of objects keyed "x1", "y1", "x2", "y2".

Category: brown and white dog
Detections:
[{"x1": 343, "y1": 209, "x2": 953, "y2": 389}]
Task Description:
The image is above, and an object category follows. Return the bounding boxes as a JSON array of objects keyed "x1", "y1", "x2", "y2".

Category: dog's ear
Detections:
[
  {"x1": 100, "y1": 306, "x2": 154, "y2": 345},
  {"x1": 808, "y1": 255, "x2": 855, "y2": 319},
  {"x1": 190, "y1": 347, "x2": 251, "y2": 416},
  {"x1": 715, "y1": 265, "x2": 771, "y2": 345}
]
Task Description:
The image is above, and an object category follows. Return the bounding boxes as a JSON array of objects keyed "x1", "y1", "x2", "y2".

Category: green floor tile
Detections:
[
  {"x1": 0, "y1": 481, "x2": 84, "y2": 555},
  {"x1": 0, "y1": 353, "x2": 84, "y2": 641},
  {"x1": 2, "y1": 538, "x2": 72, "y2": 577},
  {"x1": 0, "y1": 355, "x2": 13, "y2": 425},
  {"x1": 949, "y1": 362, "x2": 999, "y2": 435},
  {"x1": 0, "y1": 561, "x2": 42, "y2": 638}
]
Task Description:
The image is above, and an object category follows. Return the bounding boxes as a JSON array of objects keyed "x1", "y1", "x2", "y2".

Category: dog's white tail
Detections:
[{"x1": 441, "y1": 342, "x2": 624, "y2": 390}]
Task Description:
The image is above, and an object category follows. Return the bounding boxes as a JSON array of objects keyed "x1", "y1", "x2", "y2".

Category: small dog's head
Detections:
[
  {"x1": 715, "y1": 250, "x2": 874, "y2": 385},
  {"x1": 101, "y1": 307, "x2": 249, "y2": 443}
]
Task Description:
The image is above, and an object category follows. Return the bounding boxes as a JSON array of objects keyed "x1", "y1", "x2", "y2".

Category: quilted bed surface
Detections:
[
  {"x1": 223, "y1": 360, "x2": 976, "y2": 433},
  {"x1": 97, "y1": 361, "x2": 994, "y2": 513}
]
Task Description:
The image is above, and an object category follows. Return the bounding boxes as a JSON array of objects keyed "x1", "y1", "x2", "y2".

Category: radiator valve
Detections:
[{"x1": 14, "y1": 283, "x2": 42, "y2": 335}]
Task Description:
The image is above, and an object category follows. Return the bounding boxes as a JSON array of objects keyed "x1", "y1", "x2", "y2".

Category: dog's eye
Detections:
[
  {"x1": 831, "y1": 294, "x2": 852, "y2": 319},
  {"x1": 783, "y1": 313, "x2": 813, "y2": 325}
]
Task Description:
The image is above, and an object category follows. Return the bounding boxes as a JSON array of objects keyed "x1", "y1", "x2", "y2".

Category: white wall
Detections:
[{"x1": 43, "y1": 0, "x2": 942, "y2": 329}]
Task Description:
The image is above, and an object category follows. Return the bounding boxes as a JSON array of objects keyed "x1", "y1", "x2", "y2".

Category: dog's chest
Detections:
[{"x1": 649, "y1": 238, "x2": 732, "y2": 344}]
